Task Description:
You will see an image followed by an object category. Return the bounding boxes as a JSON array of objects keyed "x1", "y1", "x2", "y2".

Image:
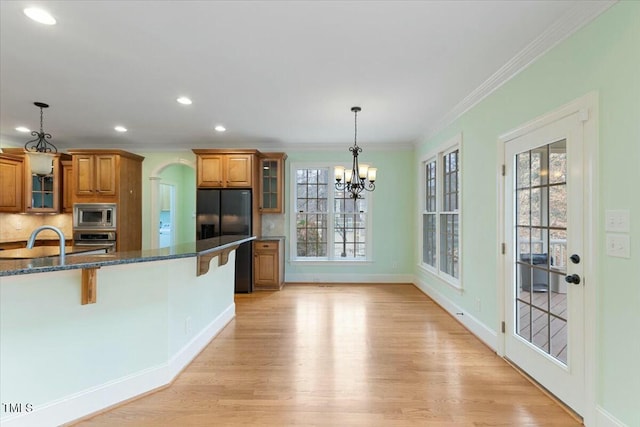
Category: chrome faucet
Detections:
[{"x1": 27, "y1": 225, "x2": 66, "y2": 264}]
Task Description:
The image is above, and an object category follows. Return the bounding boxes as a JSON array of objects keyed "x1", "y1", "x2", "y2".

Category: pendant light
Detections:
[
  {"x1": 334, "y1": 106, "x2": 377, "y2": 199},
  {"x1": 24, "y1": 102, "x2": 57, "y2": 175}
]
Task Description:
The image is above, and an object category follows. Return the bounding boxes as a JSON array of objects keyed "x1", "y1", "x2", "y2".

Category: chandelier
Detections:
[
  {"x1": 24, "y1": 102, "x2": 58, "y2": 175},
  {"x1": 334, "y1": 106, "x2": 377, "y2": 199}
]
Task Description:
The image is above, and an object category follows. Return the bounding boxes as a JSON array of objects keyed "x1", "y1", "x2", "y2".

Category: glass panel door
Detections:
[
  {"x1": 503, "y1": 110, "x2": 586, "y2": 416},
  {"x1": 515, "y1": 140, "x2": 568, "y2": 364}
]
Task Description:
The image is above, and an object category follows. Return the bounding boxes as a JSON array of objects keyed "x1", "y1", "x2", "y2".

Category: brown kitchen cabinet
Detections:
[
  {"x1": 72, "y1": 153, "x2": 117, "y2": 197},
  {"x1": 61, "y1": 159, "x2": 74, "y2": 213},
  {"x1": 260, "y1": 153, "x2": 286, "y2": 214},
  {"x1": 0, "y1": 153, "x2": 24, "y2": 213},
  {"x1": 1, "y1": 149, "x2": 70, "y2": 214},
  {"x1": 193, "y1": 150, "x2": 255, "y2": 188},
  {"x1": 23, "y1": 154, "x2": 62, "y2": 213},
  {"x1": 67, "y1": 149, "x2": 144, "y2": 252},
  {"x1": 253, "y1": 238, "x2": 285, "y2": 290}
]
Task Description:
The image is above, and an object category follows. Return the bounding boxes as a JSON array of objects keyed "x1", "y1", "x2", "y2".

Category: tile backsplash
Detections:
[
  {"x1": 0, "y1": 213, "x2": 73, "y2": 242},
  {"x1": 261, "y1": 213, "x2": 285, "y2": 237}
]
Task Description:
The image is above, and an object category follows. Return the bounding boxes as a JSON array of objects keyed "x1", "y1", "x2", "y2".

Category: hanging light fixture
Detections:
[
  {"x1": 334, "y1": 106, "x2": 377, "y2": 199},
  {"x1": 24, "y1": 102, "x2": 57, "y2": 175}
]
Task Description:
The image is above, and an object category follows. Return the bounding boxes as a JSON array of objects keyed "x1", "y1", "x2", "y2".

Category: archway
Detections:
[{"x1": 148, "y1": 158, "x2": 196, "y2": 249}]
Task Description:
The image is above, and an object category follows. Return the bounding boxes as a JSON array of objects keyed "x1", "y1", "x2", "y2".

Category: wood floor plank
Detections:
[{"x1": 73, "y1": 284, "x2": 580, "y2": 426}]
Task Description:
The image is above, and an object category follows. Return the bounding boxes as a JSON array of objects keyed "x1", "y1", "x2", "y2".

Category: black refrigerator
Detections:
[{"x1": 196, "y1": 189, "x2": 253, "y2": 293}]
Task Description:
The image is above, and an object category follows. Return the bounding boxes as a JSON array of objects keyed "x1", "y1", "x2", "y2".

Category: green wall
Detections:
[
  {"x1": 138, "y1": 151, "x2": 196, "y2": 250},
  {"x1": 158, "y1": 163, "x2": 196, "y2": 245},
  {"x1": 414, "y1": 2, "x2": 639, "y2": 425},
  {"x1": 284, "y1": 148, "x2": 415, "y2": 282},
  {"x1": 133, "y1": 6, "x2": 640, "y2": 421}
]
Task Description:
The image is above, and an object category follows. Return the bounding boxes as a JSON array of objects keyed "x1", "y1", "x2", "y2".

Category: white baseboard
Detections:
[
  {"x1": 413, "y1": 275, "x2": 498, "y2": 351},
  {"x1": 596, "y1": 406, "x2": 628, "y2": 427},
  {"x1": 2, "y1": 303, "x2": 235, "y2": 427},
  {"x1": 285, "y1": 273, "x2": 414, "y2": 283},
  {"x1": 167, "y1": 303, "x2": 235, "y2": 376}
]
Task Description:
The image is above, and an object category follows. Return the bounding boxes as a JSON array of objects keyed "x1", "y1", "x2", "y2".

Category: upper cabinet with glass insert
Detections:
[
  {"x1": 1, "y1": 148, "x2": 70, "y2": 213},
  {"x1": 260, "y1": 153, "x2": 287, "y2": 213},
  {"x1": 24, "y1": 153, "x2": 70, "y2": 213}
]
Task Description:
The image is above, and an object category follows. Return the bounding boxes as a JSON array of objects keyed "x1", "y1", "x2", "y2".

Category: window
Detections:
[
  {"x1": 293, "y1": 165, "x2": 370, "y2": 261},
  {"x1": 421, "y1": 136, "x2": 461, "y2": 286}
]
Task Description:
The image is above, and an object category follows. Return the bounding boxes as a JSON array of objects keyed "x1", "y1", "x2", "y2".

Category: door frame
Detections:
[{"x1": 496, "y1": 92, "x2": 598, "y2": 425}]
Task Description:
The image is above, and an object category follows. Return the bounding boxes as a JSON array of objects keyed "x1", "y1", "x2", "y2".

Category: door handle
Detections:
[
  {"x1": 565, "y1": 274, "x2": 581, "y2": 285},
  {"x1": 569, "y1": 254, "x2": 580, "y2": 264}
]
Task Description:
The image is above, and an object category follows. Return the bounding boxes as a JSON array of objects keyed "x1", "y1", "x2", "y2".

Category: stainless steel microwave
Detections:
[{"x1": 73, "y1": 203, "x2": 117, "y2": 229}]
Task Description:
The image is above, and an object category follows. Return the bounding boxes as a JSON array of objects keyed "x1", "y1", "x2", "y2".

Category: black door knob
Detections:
[
  {"x1": 570, "y1": 254, "x2": 580, "y2": 264},
  {"x1": 565, "y1": 274, "x2": 581, "y2": 285}
]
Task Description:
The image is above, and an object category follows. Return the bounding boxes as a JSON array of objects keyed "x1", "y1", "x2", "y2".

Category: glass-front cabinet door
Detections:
[
  {"x1": 260, "y1": 153, "x2": 287, "y2": 213},
  {"x1": 25, "y1": 154, "x2": 61, "y2": 213}
]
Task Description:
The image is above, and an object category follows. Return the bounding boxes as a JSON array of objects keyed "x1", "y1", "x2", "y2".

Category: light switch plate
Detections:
[
  {"x1": 606, "y1": 234, "x2": 630, "y2": 258},
  {"x1": 605, "y1": 210, "x2": 630, "y2": 232}
]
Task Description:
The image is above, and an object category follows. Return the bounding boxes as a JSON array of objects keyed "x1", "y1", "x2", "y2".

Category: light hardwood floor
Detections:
[{"x1": 74, "y1": 284, "x2": 580, "y2": 426}]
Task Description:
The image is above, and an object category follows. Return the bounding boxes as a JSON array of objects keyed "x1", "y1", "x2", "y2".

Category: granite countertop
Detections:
[
  {"x1": 0, "y1": 235, "x2": 256, "y2": 277},
  {"x1": 256, "y1": 236, "x2": 285, "y2": 241},
  {"x1": 0, "y1": 245, "x2": 111, "y2": 260}
]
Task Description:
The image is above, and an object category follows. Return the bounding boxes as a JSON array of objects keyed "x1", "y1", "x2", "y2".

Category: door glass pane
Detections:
[
  {"x1": 513, "y1": 139, "x2": 568, "y2": 365},
  {"x1": 530, "y1": 188, "x2": 542, "y2": 226},
  {"x1": 531, "y1": 307, "x2": 550, "y2": 353},
  {"x1": 517, "y1": 226, "x2": 531, "y2": 264},
  {"x1": 516, "y1": 152, "x2": 530, "y2": 188},
  {"x1": 531, "y1": 146, "x2": 548, "y2": 187},
  {"x1": 549, "y1": 139, "x2": 567, "y2": 184},
  {"x1": 517, "y1": 300, "x2": 531, "y2": 341},
  {"x1": 550, "y1": 185, "x2": 567, "y2": 227},
  {"x1": 517, "y1": 190, "x2": 530, "y2": 226},
  {"x1": 550, "y1": 229, "x2": 567, "y2": 270},
  {"x1": 550, "y1": 272, "x2": 567, "y2": 317},
  {"x1": 551, "y1": 317, "x2": 568, "y2": 364}
]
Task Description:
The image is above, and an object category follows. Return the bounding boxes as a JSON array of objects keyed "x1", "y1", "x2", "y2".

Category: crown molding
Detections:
[
  {"x1": 274, "y1": 141, "x2": 415, "y2": 152},
  {"x1": 417, "y1": 0, "x2": 617, "y2": 145}
]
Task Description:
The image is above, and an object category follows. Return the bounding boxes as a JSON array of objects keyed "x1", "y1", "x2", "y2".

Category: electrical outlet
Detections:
[
  {"x1": 475, "y1": 298, "x2": 481, "y2": 313},
  {"x1": 15, "y1": 220, "x2": 22, "y2": 230}
]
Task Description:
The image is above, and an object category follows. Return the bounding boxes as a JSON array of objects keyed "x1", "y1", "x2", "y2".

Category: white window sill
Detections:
[
  {"x1": 417, "y1": 263, "x2": 463, "y2": 294},
  {"x1": 291, "y1": 259, "x2": 374, "y2": 266}
]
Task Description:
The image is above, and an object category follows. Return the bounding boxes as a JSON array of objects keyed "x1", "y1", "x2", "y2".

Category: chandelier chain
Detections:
[
  {"x1": 40, "y1": 105, "x2": 44, "y2": 133},
  {"x1": 353, "y1": 108, "x2": 358, "y2": 148}
]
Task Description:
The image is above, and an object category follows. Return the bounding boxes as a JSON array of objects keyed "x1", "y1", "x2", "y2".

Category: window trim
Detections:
[
  {"x1": 290, "y1": 161, "x2": 374, "y2": 264},
  {"x1": 418, "y1": 134, "x2": 463, "y2": 289}
]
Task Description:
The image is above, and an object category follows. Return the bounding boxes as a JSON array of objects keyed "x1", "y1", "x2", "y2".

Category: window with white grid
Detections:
[
  {"x1": 421, "y1": 136, "x2": 461, "y2": 287},
  {"x1": 293, "y1": 165, "x2": 371, "y2": 262}
]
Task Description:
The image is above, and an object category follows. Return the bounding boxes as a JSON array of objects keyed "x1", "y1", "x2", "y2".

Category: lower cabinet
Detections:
[{"x1": 253, "y1": 238, "x2": 284, "y2": 290}]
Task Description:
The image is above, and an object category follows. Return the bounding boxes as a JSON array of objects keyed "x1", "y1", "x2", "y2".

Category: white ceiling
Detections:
[{"x1": 0, "y1": 1, "x2": 613, "y2": 152}]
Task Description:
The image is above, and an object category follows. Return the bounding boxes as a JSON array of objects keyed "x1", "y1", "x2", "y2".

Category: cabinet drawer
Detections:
[{"x1": 255, "y1": 241, "x2": 278, "y2": 251}]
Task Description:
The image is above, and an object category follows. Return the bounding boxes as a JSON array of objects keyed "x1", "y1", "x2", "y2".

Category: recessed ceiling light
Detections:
[
  {"x1": 177, "y1": 97, "x2": 192, "y2": 105},
  {"x1": 24, "y1": 8, "x2": 56, "y2": 25},
  {"x1": 114, "y1": 126, "x2": 127, "y2": 133},
  {"x1": 214, "y1": 125, "x2": 226, "y2": 132},
  {"x1": 15, "y1": 126, "x2": 30, "y2": 133}
]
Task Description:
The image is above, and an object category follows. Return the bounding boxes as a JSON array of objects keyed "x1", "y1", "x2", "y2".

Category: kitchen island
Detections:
[{"x1": 0, "y1": 235, "x2": 254, "y2": 427}]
